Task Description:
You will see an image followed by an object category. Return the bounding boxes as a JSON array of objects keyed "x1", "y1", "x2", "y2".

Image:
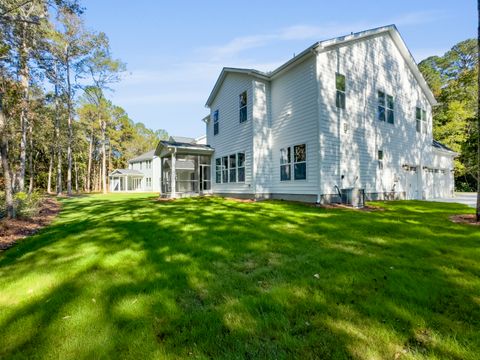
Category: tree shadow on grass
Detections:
[{"x1": 0, "y1": 195, "x2": 479, "y2": 359}]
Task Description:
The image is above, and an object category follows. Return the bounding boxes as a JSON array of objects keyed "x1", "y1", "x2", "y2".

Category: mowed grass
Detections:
[{"x1": 0, "y1": 194, "x2": 479, "y2": 360}]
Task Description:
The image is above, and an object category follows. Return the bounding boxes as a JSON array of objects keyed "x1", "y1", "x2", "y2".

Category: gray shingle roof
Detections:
[
  {"x1": 128, "y1": 150, "x2": 155, "y2": 163},
  {"x1": 159, "y1": 140, "x2": 213, "y2": 151},
  {"x1": 432, "y1": 140, "x2": 455, "y2": 153}
]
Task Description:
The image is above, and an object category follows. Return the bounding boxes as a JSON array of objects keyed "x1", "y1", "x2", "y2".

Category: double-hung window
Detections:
[
  {"x1": 293, "y1": 144, "x2": 307, "y2": 180},
  {"x1": 222, "y1": 156, "x2": 228, "y2": 183},
  {"x1": 239, "y1": 91, "x2": 247, "y2": 123},
  {"x1": 215, "y1": 153, "x2": 246, "y2": 183},
  {"x1": 378, "y1": 150, "x2": 384, "y2": 170},
  {"x1": 213, "y1": 110, "x2": 219, "y2": 135},
  {"x1": 280, "y1": 147, "x2": 291, "y2": 181},
  {"x1": 229, "y1": 154, "x2": 236, "y2": 183},
  {"x1": 378, "y1": 91, "x2": 395, "y2": 124},
  {"x1": 280, "y1": 144, "x2": 306, "y2": 181},
  {"x1": 335, "y1": 73, "x2": 346, "y2": 109},
  {"x1": 416, "y1": 107, "x2": 427, "y2": 133},
  {"x1": 215, "y1": 158, "x2": 221, "y2": 183},
  {"x1": 237, "y1": 153, "x2": 245, "y2": 182}
]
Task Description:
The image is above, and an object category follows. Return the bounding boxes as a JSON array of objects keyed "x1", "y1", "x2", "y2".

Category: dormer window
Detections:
[
  {"x1": 239, "y1": 91, "x2": 247, "y2": 123},
  {"x1": 213, "y1": 110, "x2": 219, "y2": 135}
]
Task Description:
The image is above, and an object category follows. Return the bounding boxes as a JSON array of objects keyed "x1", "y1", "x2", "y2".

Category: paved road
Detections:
[{"x1": 428, "y1": 192, "x2": 476, "y2": 208}]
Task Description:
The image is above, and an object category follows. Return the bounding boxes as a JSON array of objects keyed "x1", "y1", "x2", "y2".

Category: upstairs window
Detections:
[
  {"x1": 139, "y1": 161, "x2": 142, "y2": 170},
  {"x1": 335, "y1": 73, "x2": 346, "y2": 109},
  {"x1": 378, "y1": 91, "x2": 394, "y2": 124},
  {"x1": 386, "y1": 95, "x2": 394, "y2": 124},
  {"x1": 416, "y1": 107, "x2": 427, "y2": 133},
  {"x1": 213, "y1": 110, "x2": 219, "y2": 135},
  {"x1": 239, "y1": 91, "x2": 247, "y2": 123},
  {"x1": 378, "y1": 150, "x2": 384, "y2": 170}
]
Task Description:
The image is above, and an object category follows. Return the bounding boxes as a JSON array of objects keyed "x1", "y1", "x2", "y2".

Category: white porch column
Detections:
[
  {"x1": 171, "y1": 151, "x2": 176, "y2": 198},
  {"x1": 159, "y1": 158, "x2": 163, "y2": 195}
]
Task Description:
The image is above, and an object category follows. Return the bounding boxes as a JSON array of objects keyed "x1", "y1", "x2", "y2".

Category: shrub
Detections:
[{"x1": 14, "y1": 191, "x2": 43, "y2": 218}]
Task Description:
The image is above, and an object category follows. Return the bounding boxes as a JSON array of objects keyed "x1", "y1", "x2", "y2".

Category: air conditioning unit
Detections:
[{"x1": 341, "y1": 188, "x2": 365, "y2": 208}]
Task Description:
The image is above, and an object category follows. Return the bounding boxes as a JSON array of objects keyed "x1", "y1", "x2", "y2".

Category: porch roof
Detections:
[
  {"x1": 109, "y1": 169, "x2": 144, "y2": 177},
  {"x1": 155, "y1": 140, "x2": 214, "y2": 157}
]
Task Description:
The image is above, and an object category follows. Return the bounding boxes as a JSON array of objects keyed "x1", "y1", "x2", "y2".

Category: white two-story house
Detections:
[{"x1": 203, "y1": 25, "x2": 456, "y2": 203}]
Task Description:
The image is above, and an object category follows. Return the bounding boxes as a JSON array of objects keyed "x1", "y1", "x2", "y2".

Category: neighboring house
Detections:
[
  {"x1": 203, "y1": 24, "x2": 456, "y2": 203},
  {"x1": 109, "y1": 136, "x2": 210, "y2": 193}
]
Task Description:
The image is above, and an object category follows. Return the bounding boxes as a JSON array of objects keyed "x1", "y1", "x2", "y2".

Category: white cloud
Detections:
[{"x1": 202, "y1": 10, "x2": 448, "y2": 61}]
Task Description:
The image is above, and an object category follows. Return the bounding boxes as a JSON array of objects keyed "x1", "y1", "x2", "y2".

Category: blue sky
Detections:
[{"x1": 81, "y1": 0, "x2": 475, "y2": 138}]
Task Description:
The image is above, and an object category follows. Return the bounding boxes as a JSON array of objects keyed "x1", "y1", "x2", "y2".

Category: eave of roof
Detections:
[
  {"x1": 432, "y1": 140, "x2": 458, "y2": 155},
  {"x1": 154, "y1": 140, "x2": 214, "y2": 157},
  {"x1": 205, "y1": 24, "x2": 437, "y2": 108}
]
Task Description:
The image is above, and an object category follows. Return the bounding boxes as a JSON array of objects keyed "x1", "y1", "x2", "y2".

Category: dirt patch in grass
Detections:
[
  {"x1": 449, "y1": 214, "x2": 480, "y2": 226},
  {"x1": 0, "y1": 197, "x2": 60, "y2": 251},
  {"x1": 316, "y1": 203, "x2": 385, "y2": 212}
]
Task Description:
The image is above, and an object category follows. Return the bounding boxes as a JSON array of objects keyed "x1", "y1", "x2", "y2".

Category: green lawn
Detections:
[{"x1": 0, "y1": 194, "x2": 479, "y2": 359}]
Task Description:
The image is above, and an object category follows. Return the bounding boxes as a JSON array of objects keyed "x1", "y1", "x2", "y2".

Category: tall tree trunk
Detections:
[
  {"x1": 17, "y1": 25, "x2": 29, "y2": 192},
  {"x1": 74, "y1": 155, "x2": 79, "y2": 193},
  {"x1": 0, "y1": 100, "x2": 14, "y2": 218},
  {"x1": 99, "y1": 114, "x2": 107, "y2": 194},
  {"x1": 28, "y1": 122, "x2": 33, "y2": 194},
  {"x1": 54, "y1": 76, "x2": 62, "y2": 196},
  {"x1": 66, "y1": 49, "x2": 73, "y2": 196},
  {"x1": 86, "y1": 131, "x2": 93, "y2": 192},
  {"x1": 477, "y1": 0, "x2": 480, "y2": 221},
  {"x1": 47, "y1": 145, "x2": 54, "y2": 193}
]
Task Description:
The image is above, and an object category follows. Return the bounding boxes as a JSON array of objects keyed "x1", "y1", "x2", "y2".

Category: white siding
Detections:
[
  {"x1": 270, "y1": 56, "x2": 319, "y2": 195},
  {"x1": 317, "y1": 33, "x2": 434, "y2": 198},
  {"x1": 207, "y1": 73, "x2": 254, "y2": 194},
  {"x1": 252, "y1": 79, "x2": 271, "y2": 195}
]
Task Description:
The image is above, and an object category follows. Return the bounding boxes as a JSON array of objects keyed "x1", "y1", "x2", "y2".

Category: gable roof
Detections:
[
  {"x1": 128, "y1": 150, "x2": 155, "y2": 163},
  {"x1": 109, "y1": 169, "x2": 144, "y2": 176},
  {"x1": 205, "y1": 25, "x2": 437, "y2": 107},
  {"x1": 169, "y1": 135, "x2": 196, "y2": 144}
]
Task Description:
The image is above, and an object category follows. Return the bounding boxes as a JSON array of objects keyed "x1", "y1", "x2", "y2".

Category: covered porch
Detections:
[
  {"x1": 155, "y1": 139, "x2": 214, "y2": 198},
  {"x1": 109, "y1": 169, "x2": 144, "y2": 192}
]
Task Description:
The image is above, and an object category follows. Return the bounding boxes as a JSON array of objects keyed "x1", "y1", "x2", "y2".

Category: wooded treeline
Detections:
[
  {"x1": 419, "y1": 38, "x2": 478, "y2": 192},
  {"x1": 0, "y1": 0, "x2": 167, "y2": 218}
]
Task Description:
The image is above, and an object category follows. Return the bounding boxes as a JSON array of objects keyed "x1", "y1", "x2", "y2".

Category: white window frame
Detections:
[
  {"x1": 280, "y1": 143, "x2": 307, "y2": 181},
  {"x1": 213, "y1": 110, "x2": 219, "y2": 135},
  {"x1": 335, "y1": 72, "x2": 346, "y2": 109},
  {"x1": 215, "y1": 152, "x2": 246, "y2": 184},
  {"x1": 239, "y1": 91, "x2": 247, "y2": 123}
]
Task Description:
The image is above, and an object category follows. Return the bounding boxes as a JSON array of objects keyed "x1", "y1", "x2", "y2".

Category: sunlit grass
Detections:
[{"x1": 0, "y1": 194, "x2": 479, "y2": 359}]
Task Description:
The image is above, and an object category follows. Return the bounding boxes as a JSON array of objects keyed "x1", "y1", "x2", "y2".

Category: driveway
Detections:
[{"x1": 428, "y1": 192, "x2": 476, "y2": 208}]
